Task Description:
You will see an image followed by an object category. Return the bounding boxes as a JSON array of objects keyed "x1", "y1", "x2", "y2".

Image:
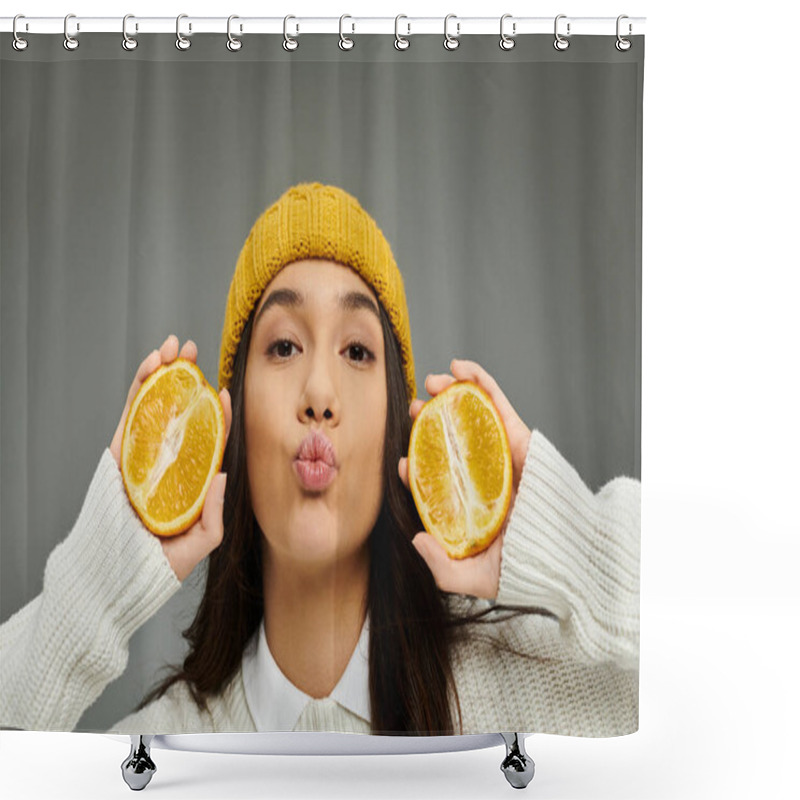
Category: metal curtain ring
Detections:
[
  {"x1": 63, "y1": 13, "x2": 79, "y2": 51},
  {"x1": 553, "y1": 14, "x2": 570, "y2": 51},
  {"x1": 443, "y1": 14, "x2": 460, "y2": 51},
  {"x1": 227, "y1": 15, "x2": 242, "y2": 51},
  {"x1": 339, "y1": 14, "x2": 354, "y2": 50},
  {"x1": 394, "y1": 14, "x2": 410, "y2": 50},
  {"x1": 12, "y1": 14, "x2": 28, "y2": 51},
  {"x1": 176, "y1": 14, "x2": 191, "y2": 50},
  {"x1": 122, "y1": 14, "x2": 138, "y2": 51},
  {"x1": 283, "y1": 15, "x2": 299, "y2": 51},
  {"x1": 616, "y1": 14, "x2": 632, "y2": 51},
  {"x1": 499, "y1": 14, "x2": 516, "y2": 50}
]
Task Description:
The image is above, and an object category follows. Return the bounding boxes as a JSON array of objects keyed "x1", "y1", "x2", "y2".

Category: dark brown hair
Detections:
[{"x1": 135, "y1": 287, "x2": 554, "y2": 734}]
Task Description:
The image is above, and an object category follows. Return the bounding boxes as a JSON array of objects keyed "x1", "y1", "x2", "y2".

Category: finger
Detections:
[
  {"x1": 424, "y1": 372, "x2": 457, "y2": 397},
  {"x1": 160, "y1": 334, "x2": 180, "y2": 363},
  {"x1": 409, "y1": 399, "x2": 425, "y2": 419},
  {"x1": 126, "y1": 349, "x2": 160, "y2": 407},
  {"x1": 199, "y1": 471, "x2": 227, "y2": 548},
  {"x1": 220, "y1": 388, "x2": 232, "y2": 446},
  {"x1": 179, "y1": 339, "x2": 197, "y2": 362},
  {"x1": 449, "y1": 359, "x2": 519, "y2": 424},
  {"x1": 412, "y1": 533, "x2": 464, "y2": 593},
  {"x1": 161, "y1": 472, "x2": 227, "y2": 582},
  {"x1": 398, "y1": 456, "x2": 408, "y2": 487},
  {"x1": 415, "y1": 531, "x2": 498, "y2": 597}
]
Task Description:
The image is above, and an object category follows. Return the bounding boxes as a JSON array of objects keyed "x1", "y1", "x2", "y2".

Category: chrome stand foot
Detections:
[
  {"x1": 500, "y1": 732, "x2": 535, "y2": 789},
  {"x1": 121, "y1": 735, "x2": 156, "y2": 791}
]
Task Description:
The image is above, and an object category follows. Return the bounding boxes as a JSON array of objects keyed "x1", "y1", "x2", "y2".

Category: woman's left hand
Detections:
[{"x1": 398, "y1": 358, "x2": 531, "y2": 601}]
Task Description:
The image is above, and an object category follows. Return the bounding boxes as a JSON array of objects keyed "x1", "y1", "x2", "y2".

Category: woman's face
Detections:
[{"x1": 244, "y1": 259, "x2": 387, "y2": 571}]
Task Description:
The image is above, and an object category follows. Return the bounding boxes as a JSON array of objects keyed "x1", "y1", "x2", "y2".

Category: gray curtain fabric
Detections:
[{"x1": 1, "y1": 33, "x2": 643, "y2": 729}]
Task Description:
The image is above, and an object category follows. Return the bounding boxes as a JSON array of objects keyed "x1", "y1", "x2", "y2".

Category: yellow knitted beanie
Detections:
[{"x1": 218, "y1": 182, "x2": 417, "y2": 405}]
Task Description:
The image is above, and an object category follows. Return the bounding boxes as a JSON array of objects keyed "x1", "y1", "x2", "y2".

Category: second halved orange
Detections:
[{"x1": 407, "y1": 380, "x2": 513, "y2": 560}]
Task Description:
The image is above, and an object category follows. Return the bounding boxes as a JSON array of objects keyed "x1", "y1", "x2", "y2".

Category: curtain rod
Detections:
[{"x1": 1, "y1": 15, "x2": 646, "y2": 37}]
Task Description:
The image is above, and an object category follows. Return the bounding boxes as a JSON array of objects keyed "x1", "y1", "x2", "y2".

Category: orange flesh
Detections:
[
  {"x1": 121, "y1": 359, "x2": 224, "y2": 537},
  {"x1": 408, "y1": 381, "x2": 512, "y2": 559}
]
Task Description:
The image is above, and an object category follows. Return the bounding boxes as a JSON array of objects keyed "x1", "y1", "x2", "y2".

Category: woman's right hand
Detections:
[{"x1": 109, "y1": 334, "x2": 233, "y2": 583}]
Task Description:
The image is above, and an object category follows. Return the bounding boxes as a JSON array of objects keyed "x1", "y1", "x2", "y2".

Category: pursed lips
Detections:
[
  {"x1": 293, "y1": 457, "x2": 337, "y2": 491},
  {"x1": 295, "y1": 430, "x2": 338, "y2": 468},
  {"x1": 294, "y1": 430, "x2": 338, "y2": 491}
]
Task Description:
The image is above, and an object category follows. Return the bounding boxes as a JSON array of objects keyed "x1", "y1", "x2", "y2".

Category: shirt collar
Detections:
[{"x1": 242, "y1": 612, "x2": 371, "y2": 731}]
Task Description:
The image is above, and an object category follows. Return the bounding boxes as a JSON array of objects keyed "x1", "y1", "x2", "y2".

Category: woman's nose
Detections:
[
  {"x1": 305, "y1": 406, "x2": 333, "y2": 420},
  {"x1": 299, "y1": 351, "x2": 340, "y2": 423}
]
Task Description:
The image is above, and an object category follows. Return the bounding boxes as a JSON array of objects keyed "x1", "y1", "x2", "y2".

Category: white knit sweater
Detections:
[{"x1": 0, "y1": 429, "x2": 640, "y2": 738}]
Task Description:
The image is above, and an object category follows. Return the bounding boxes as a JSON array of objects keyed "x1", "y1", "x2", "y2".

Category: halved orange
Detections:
[
  {"x1": 121, "y1": 357, "x2": 225, "y2": 537},
  {"x1": 407, "y1": 380, "x2": 513, "y2": 560}
]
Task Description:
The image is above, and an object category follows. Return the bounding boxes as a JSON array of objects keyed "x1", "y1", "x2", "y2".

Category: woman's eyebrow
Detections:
[
  {"x1": 255, "y1": 287, "x2": 380, "y2": 329},
  {"x1": 338, "y1": 290, "x2": 380, "y2": 321},
  {"x1": 255, "y1": 288, "x2": 302, "y2": 329}
]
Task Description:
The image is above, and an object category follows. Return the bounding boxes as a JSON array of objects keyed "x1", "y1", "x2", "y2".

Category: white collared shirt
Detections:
[{"x1": 241, "y1": 612, "x2": 371, "y2": 731}]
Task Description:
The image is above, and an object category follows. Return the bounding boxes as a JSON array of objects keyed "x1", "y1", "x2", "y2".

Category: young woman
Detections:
[{"x1": 0, "y1": 182, "x2": 640, "y2": 737}]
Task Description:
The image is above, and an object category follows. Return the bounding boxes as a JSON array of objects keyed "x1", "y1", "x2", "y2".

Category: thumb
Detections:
[
  {"x1": 412, "y1": 531, "x2": 434, "y2": 563},
  {"x1": 413, "y1": 532, "x2": 457, "y2": 591},
  {"x1": 200, "y1": 472, "x2": 227, "y2": 546},
  {"x1": 160, "y1": 472, "x2": 228, "y2": 583}
]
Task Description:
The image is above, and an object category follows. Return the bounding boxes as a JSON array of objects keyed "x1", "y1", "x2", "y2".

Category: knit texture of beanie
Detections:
[{"x1": 218, "y1": 182, "x2": 417, "y2": 405}]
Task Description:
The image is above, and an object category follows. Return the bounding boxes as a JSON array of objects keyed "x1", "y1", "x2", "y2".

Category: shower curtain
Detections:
[{"x1": 1, "y1": 25, "x2": 644, "y2": 737}]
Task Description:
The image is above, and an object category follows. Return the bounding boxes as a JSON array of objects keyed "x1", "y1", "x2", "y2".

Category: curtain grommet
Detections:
[
  {"x1": 553, "y1": 14, "x2": 570, "y2": 50},
  {"x1": 394, "y1": 15, "x2": 410, "y2": 50},
  {"x1": 443, "y1": 14, "x2": 460, "y2": 51},
  {"x1": 175, "y1": 14, "x2": 191, "y2": 51},
  {"x1": 121, "y1": 14, "x2": 138, "y2": 51},
  {"x1": 12, "y1": 14, "x2": 28, "y2": 51},
  {"x1": 553, "y1": 14, "x2": 570, "y2": 51},
  {"x1": 339, "y1": 14, "x2": 355, "y2": 51},
  {"x1": 499, "y1": 14, "x2": 516, "y2": 51},
  {"x1": 283, "y1": 15, "x2": 299, "y2": 51},
  {"x1": 63, "y1": 13, "x2": 79, "y2": 51},
  {"x1": 615, "y1": 15, "x2": 632, "y2": 51},
  {"x1": 227, "y1": 15, "x2": 242, "y2": 52}
]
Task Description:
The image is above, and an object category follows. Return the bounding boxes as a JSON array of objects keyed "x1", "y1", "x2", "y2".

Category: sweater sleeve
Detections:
[
  {"x1": 494, "y1": 429, "x2": 640, "y2": 671},
  {"x1": 0, "y1": 448, "x2": 182, "y2": 731}
]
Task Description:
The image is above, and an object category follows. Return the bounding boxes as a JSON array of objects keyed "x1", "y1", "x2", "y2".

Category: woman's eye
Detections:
[
  {"x1": 347, "y1": 342, "x2": 374, "y2": 363},
  {"x1": 267, "y1": 339, "x2": 374, "y2": 363},
  {"x1": 267, "y1": 339, "x2": 297, "y2": 359}
]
